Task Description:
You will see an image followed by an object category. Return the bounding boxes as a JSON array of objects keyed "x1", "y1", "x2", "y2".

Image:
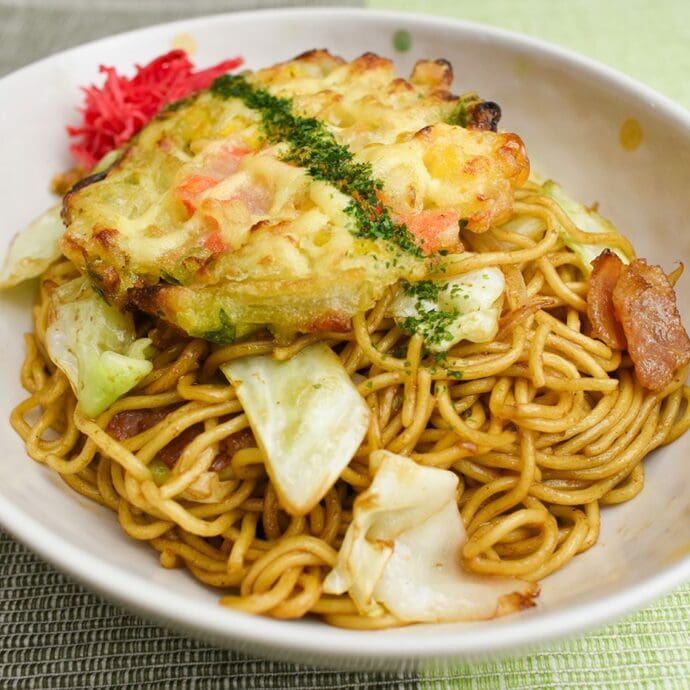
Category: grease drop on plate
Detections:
[
  {"x1": 619, "y1": 117, "x2": 643, "y2": 151},
  {"x1": 172, "y1": 33, "x2": 197, "y2": 56}
]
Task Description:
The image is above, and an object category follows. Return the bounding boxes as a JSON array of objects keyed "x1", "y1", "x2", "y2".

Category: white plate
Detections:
[{"x1": 1, "y1": 8, "x2": 689, "y2": 670}]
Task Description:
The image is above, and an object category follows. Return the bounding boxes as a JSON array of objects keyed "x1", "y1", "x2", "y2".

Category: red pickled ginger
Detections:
[{"x1": 67, "y1": 50, "x2": 243, "y2": 168}]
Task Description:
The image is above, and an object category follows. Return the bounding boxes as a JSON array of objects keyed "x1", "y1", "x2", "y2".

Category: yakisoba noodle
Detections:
[{"x1": 12, "y1": 181, "x2": 690, "y2": 628}]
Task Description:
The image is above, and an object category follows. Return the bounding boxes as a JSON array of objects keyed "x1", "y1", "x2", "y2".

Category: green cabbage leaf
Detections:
[{"x1": 45, "y1": 277, "x2": 153, "y2": 416}]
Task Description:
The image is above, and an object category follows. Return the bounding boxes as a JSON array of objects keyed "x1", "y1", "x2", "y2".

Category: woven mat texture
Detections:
[
  {"x1": 0, "y1": 0, "x2": 357, "y2": 77},
  {"x1": 3, "y1": 530, "x2": 689, "y2": 689},
  {"x1": 1, "y1": 531, "x2": 420, "y2": 689}
]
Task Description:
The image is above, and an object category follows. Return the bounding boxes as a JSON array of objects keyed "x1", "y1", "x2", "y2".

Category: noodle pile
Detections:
[{"x1": 11, "y1": 184, "x2": 690, "y2": 629}]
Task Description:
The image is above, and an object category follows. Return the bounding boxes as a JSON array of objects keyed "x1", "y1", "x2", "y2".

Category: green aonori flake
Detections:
[
  {"x1": 393, "y1": 29, "x2": 412, "y2": 52},
  {"x1": 398, "y1": 281, "x2": 459, "y2": 348},
  {"x1": 403, "y1": 280, "x2": 443, "y2": 302},
  {"x1": 210, "y1": 74, "x2": 422, "y2": 257},
  {"x1": 399, "y1": 308, "x2": 459, "y2": 348}
]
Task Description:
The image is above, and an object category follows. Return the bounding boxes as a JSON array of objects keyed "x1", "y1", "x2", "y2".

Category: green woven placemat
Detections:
[
  {"x1": 0, "y1": 530, "x2": 419, "y2": 689},
  {"x1": 2, "y1": 530, "x2": 689, "y2": 688},
  {"x1": 0, "y1": 0, "x2": 357, "y2": 77},
  {"x1": 421, "y1": 587, "x2": 690, "y2": 689},
  {"x1": 367, "y1": 0, "x2": 690, "y2": 109}
]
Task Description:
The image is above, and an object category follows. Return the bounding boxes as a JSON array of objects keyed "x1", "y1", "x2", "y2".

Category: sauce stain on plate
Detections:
[
  {"x1": 664, "y1": 542, "x2": 690, "y2": 564},
  {"x1": 172, "y1": 33, "x2": 197, "y2": 57},
  {"x1": 620, "y1": 117, "x2": 643, "y2": 151}
]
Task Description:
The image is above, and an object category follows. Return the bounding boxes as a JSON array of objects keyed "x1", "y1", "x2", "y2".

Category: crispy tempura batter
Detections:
[{"x1": 61, "y1": 50, "x2": 528, "y2": 340}]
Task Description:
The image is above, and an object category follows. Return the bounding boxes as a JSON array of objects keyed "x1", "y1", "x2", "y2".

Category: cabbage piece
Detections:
[
  {"x1": 323, "y1": 450, "x2": 537, "y2": 622},
  {"x1": 92, "y1": 148, "x2": 122, "y2": 174},
  {"x1": 180, "y1": 471, "x2": 236, "y2": 503},
  {"x1": 45, "y1": 277, "x2": 153, "y2": 417},
  {"x1": 541, "y1": 180, "x2": 629, "y2": 274},
  {"x1": 388, "y1": 268, "x2": 505, "y2": 352},
  {"x1": 0, "y1": 205, "x2": 64, "y2": 288},
  {"x1": 221, "y1": 343, "x2": 369, "y2": 515},
  {"x1": 500, "y1": 214, "x2": 544, "y2": 241},
  {"x1": 0, "y1": 151, "x2": 123, "y2": 291}
]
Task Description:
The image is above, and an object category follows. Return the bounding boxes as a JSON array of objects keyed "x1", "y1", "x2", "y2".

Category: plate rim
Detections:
[{"x1": 1, "y1": 6, "x2": 689, "y2": 664}]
